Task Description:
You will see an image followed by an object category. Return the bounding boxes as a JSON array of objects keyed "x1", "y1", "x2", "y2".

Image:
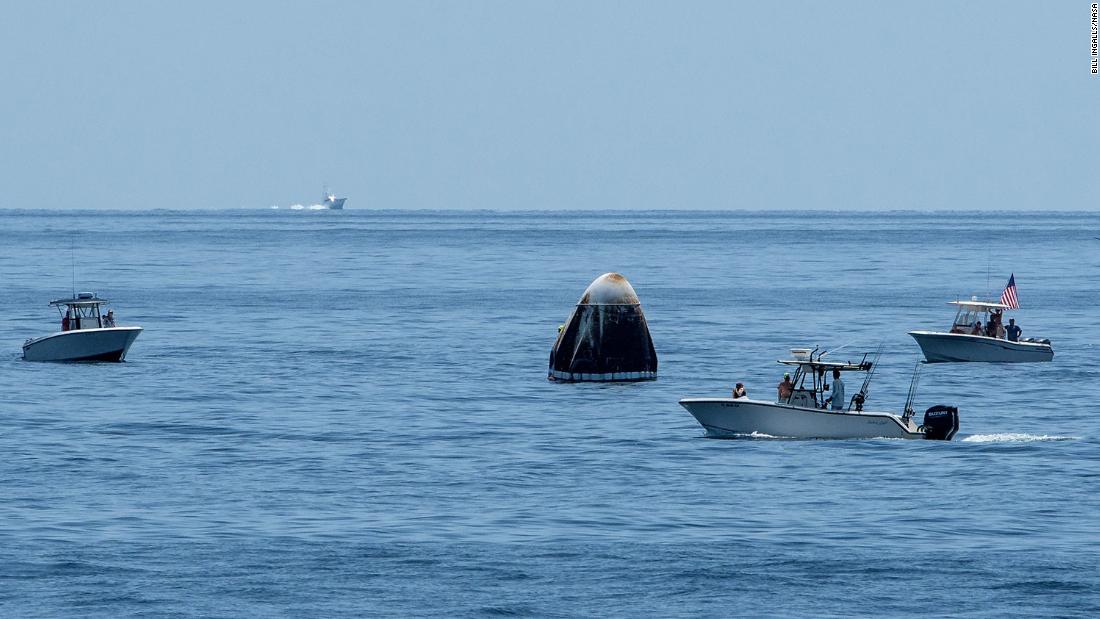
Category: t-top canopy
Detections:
[
  {"x1": 50, "y1": 297, "x2": 109, "y2": 307},
  {"x1": 948, "y1": 300, "x2": 1011, "y2": 311},
  {"x1": 778, "y1": 358, "x2": 872, "y2": 372}
]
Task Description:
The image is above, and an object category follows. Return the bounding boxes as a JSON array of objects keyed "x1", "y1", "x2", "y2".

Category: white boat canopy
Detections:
[
  {"x1": 49, "y1": 296, "x2": 110, "y2": 307},
  {"x1": 777, "y1": 358, "x2": 870, "y2": 371},
  {"x1": 948, "y1": 300, "x2": 1012, "y2": 311}
]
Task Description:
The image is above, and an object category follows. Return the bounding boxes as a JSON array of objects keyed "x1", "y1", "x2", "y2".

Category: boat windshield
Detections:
[
  {"x1": 52, "y1": 300, "x2": 105, "y2": 330},
  {"x1": 947, "y1": 300, "x2": 1011, "y2": 333},
  {"x1": 951, "y1": 307, "x2": 988, "y2": 332}
]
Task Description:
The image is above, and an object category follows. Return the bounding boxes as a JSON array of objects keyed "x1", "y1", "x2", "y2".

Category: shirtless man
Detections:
[{"x1": 777, "y1": 373, "x2": 794, "y2": 402}]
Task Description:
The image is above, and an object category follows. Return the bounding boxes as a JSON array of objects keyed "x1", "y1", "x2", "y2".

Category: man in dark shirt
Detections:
[{"x1": 1006, "y1": 318, "x2": 1022, "y2": 342}]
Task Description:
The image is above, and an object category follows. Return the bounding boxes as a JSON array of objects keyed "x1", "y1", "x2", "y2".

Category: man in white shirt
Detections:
[{"x1": 825, "y1": 369, "x2": 845, "y2": 410}]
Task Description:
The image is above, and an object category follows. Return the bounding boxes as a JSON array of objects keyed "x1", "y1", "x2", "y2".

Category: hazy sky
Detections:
[{"x1": 1, "y1": 1, "x2": 1096, "y2": 210}]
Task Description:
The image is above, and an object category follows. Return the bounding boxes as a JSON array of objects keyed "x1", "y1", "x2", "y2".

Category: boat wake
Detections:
[
  {"x1": 746, "y1": 431, "x2": 784, "y2": 439},
  {"x1": 961, "y1": 433, "x2": 1078, "y2": 443},
  {"x1": 704, "y1": 431, "x2": 788, "y2": 440},
  {"x1": 271, "y1": 203, "x2": 331, "y2": 211}
]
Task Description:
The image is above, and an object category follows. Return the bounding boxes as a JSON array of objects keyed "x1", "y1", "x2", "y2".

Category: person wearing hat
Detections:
[{"x1": 777, "y1": 373, "x2": 794, "y2": 402}]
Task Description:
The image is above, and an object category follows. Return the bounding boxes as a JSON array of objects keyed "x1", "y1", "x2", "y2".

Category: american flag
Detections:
[{"x1": 1000, "y1": 274, "x2": 1020, "y2": 309}]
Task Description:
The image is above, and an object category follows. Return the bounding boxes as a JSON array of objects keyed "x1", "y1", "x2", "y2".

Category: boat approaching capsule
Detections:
[{"x1": 548, "y1": 272, "x2": 658, "y2": 382}]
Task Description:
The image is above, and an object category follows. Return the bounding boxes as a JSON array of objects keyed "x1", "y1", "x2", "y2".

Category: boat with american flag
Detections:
[{"x1": 908, "y1": 274, "x2": 1053, "y2": 363}]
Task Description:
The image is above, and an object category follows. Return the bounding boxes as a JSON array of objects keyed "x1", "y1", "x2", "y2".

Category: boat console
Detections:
[{"x1": 788, "y1": 389, "x2": 816, "y2": 408}]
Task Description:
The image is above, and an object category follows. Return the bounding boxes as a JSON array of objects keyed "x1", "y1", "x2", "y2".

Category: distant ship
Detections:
[
  {"x1": 271, "y1": 187, "x2": 348, "y2": 210},
  {"x1": 322, "y1": 187, "x2": 346, "y2": 210}
]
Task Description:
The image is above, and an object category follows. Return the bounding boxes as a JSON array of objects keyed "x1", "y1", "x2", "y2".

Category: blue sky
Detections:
[{"x1": 1, "y1": 1, "x2": 1095, "y2": 210}]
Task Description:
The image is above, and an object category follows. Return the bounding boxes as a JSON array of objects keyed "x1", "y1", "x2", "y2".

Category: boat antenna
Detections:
[
  {"x1": 820, "y1": 339, "x2": 856, "y2": 359},
  {"x1": 71, "y1": 234, "x2": 76, "y2": 299},
  {"x1": 902, "y1": 362, "x2": 923, "y2": 421},
  {"x1": 990, "y1": 242, "x2": 998, "y2": 299}
]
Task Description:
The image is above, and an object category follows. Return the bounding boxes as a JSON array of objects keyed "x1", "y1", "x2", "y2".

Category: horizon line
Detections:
[{"x1": 2, "y1": 207, "x2": 1099, "y2": 215}]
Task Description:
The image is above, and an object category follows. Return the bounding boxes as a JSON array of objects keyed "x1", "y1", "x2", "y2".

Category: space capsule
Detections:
[{"x1": 548, "y1": 272, "x2": 658, "y2": 382}]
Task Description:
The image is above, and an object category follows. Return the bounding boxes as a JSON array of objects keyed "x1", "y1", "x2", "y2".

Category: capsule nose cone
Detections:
[{"x1": 577, "y1": 272, "x2": 641, "y2": 305}]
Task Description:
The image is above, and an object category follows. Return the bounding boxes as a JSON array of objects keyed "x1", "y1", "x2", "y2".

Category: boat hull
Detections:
[
  {"x1": 678, "y1": 398, "x2": 928, "y2": 440},
  {"x1": 909, "y1": 331, "x2": 1053, "y2": 363},
  {"x1": 22, "y1": 327, "x2": 143, "y2": 362},
  {"x1": 325, "y1": 198, "x2": 346, "y2": 210}
]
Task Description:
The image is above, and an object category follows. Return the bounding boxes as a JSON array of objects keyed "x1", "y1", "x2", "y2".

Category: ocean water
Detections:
[{"x1": 1, "y1": 209, "x2": 1098, "y2": 617}]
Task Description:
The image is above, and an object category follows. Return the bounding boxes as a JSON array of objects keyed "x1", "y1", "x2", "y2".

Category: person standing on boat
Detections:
[
  {"x1": 970, "y1": 321, "x2": 983, "y2": 335},
  {"x1": 1006, "y1": 318, "x2": 1022, "y2": 342},
  {"x1": 732, "y1": 383, "x2": 747, "y2": 398},
  {"x1": 987, "y1": 309, "x2": 1004, "y2": 338},
  {"x1": 103, "y1": 310, "x2": 116, "y2": 328},
  {"x1": 777, "y1": 373, "x2": 794, "y2": 402},
  {"x1": 825, "y1": 369, "x2": 845, "y2": 410}
]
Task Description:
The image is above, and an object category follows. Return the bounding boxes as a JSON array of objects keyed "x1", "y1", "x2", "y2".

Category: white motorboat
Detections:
[
  {"x1": 909, "y1": 298, "x2": 1053, "y2": 363},
  {"x1": 679, "y1": 348, "x2": 959, "y2": 440},
  {"x1": 322, "y1": 187, "x2": 346, "y2": 210},
  {"x1": 22, "y1": 293, "x2": 142, "y2": 362}
]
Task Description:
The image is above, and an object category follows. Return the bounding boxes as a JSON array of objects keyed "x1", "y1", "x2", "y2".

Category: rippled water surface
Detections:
[{"x1": 1, "y1": 210, "x2": 1098, "y2": 617}]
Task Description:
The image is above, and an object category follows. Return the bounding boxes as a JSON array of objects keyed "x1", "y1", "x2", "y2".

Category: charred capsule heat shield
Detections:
[{"x1": 548, "y1": 272, "x2": 658, "y2": 382}]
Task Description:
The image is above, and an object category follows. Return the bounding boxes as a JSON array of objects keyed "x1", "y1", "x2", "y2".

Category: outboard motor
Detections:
[{"x1": 921, "y1": 405, "x2": 959, "y2": 441}]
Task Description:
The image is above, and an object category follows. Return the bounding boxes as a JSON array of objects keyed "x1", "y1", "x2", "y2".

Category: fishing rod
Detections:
[
  {"x1": 902, "y1": 362, "x2": 923, "y2": 421},
  {"x1": 852, "y1": 341, "x2": 884, "y2": 411}
]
